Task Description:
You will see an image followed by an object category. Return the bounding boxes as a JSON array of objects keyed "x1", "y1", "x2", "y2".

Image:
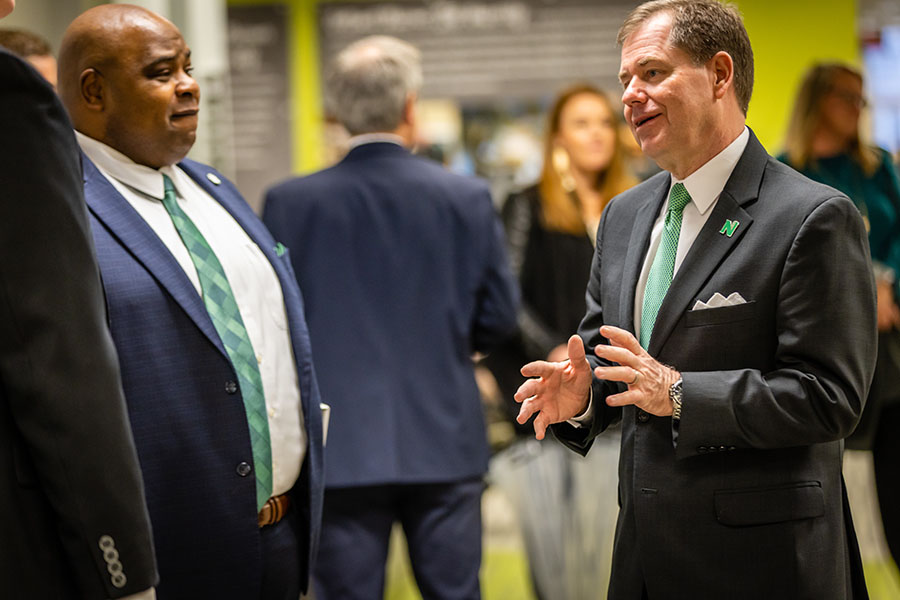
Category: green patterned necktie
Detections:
[
  {"x1": 160, "y1": 174, "x2": 272, "y2": 510},
  {"x1": 639, "y1": 182, "x2": 692, "y2": 350}
]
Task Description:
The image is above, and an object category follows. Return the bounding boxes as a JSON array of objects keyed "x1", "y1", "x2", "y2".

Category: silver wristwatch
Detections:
[{"x1": 670, "y1": 378, "x2": 683, "y2": 421}]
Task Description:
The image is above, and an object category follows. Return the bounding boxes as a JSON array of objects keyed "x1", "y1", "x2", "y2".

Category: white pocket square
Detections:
[{"x1": 692, "y1": 292, "x2": 747, "y2": 311}]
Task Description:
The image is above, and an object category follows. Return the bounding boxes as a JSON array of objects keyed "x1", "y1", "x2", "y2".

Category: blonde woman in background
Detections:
[
  {"x1": 779, "y1": 62, "x2": 900, "y2": 569},
  {"x1": 484, "y1": 83, "x2": 637, "y2": 600}
]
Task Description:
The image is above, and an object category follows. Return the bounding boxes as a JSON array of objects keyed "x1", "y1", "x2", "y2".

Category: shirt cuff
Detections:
[{"x1": 567, "y1": 387, "x2": 594, "y2": 428}]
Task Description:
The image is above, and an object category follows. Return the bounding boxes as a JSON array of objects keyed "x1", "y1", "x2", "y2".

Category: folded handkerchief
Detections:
[{"x1": 692, "y1": 291, "x2": 748, "y2": 311}]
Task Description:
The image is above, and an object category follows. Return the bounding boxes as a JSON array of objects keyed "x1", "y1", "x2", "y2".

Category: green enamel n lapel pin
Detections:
[{"x1": 719, "y1": 219, "x2": 740, "y2": 237}]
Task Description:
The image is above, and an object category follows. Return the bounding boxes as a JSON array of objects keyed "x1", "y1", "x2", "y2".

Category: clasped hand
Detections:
[{"x1": 514, "y1": 326, "x2": 681, "y2": 439}]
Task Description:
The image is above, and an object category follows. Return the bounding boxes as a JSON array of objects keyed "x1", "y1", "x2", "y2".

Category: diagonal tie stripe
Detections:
[
  {"x1": 161, "y1": 175, "x2": 272, "y2": 510},
  {"x1": 640, "y1": 182, "x2": 691, "y2": 350}
]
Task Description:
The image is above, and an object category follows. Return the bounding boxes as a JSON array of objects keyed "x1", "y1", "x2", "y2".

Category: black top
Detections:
[{"x1": 483, "y1": 185, "x2": 595, "y2": 433}]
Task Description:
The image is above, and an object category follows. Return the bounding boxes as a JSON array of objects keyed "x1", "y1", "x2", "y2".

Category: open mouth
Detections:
[
  {"x1": 635, "y1": 114, "x2": 659, "y2": 128},
  {"x1": 171, "y1": 109, "x2": 199, "y2": 120}
]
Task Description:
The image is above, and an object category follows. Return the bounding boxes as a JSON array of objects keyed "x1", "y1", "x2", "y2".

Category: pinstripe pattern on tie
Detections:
[
  {"x1": 161, "y1": 174, "x2": 272, "y2": 510},
  {"x1": 639, "y1": 182, "x2": 691, "y2": 350}
]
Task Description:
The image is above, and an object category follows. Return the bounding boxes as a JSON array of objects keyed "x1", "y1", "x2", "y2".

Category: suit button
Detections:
[
  {"x1": 728, "y1": 446, "x2": 736, "y2": 451},
  {"x1": 719, "y1": 445, "x2": 727, "y2": 452},
  {"x1": 698, "y1": 446, "x2": 707, "y2": 453},
  {"x1": 637, "y1": 410, "x2": 650, "y2": 423},
  {"x1": 225, "y1": 380, "x2": 238, "y2": 394},
  {"x1": 236, "y1": 462, "x2": 252, "y2": 477}
]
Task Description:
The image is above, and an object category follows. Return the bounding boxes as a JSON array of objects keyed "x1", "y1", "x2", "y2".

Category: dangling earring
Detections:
[{"x1": 552, "y1": 146, "x2": 576, "y2": 192}]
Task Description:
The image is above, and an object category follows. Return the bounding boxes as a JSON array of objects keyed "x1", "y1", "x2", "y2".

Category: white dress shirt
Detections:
[
  {"x1": 571, "y1": 127, "x2": 749, "y2": 426},
  {"x1": 77, "y1": 132, "x2": 306, "y2": 499}
]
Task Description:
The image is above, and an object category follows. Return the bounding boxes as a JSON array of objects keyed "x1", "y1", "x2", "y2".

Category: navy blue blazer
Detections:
[
  {"x1": 263, "y1": 142, "x2": 518, "y2": 488},
  {"x1": 82, "y1": 155, "x2": 324, "y2": 597}
]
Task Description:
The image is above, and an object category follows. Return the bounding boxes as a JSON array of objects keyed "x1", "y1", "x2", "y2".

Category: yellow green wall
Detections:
[
  {"x1": 228, "y1": 0, "x2": 323, "y2": 174},
  {"x1": 737, "y1": 0, "x2": 860, "y2": 153},
  {"x1": 229, "y1": 0, "x2": 861, "y2": 173}
]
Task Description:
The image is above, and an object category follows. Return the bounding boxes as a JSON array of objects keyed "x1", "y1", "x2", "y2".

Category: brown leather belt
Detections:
[{"x1": 258, "y1": 494, "x2": 291, "y2": 528}]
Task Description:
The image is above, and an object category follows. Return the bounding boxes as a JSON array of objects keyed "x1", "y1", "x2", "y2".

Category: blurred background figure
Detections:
[
  {"x1": 263, "y1": 35, "x2": 518, "y2": 600},
  {"x1": 483, "y1": 83, "x2": 637, "y2": 600},
  {"x1": 780, "y1": 61, "x2": 900, "y2": 571},
  {"x1": 0, "y1": 27, "x2": 56, "y2": 88}
]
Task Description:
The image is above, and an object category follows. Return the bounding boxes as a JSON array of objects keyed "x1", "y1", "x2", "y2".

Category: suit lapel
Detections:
[
  {"x1": 646, "y1": 131, "x2": 767, "y2": 356},
  {"x1": 82, "y1": 156, "x2": 228, "y2": 358},
  {"x1": 619, "y1": 175, "x2": 670, "y2": 333}
]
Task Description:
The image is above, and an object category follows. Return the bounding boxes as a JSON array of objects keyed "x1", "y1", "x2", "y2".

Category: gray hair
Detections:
[{"x1": 325, "y1": 35, "x2": 423, "y2": 136}]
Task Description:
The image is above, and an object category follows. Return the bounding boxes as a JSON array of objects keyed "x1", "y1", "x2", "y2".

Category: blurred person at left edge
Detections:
[
  {"x1": 57, "y1": 4, "x2": 325, "y2": 599},
  {"x1": 0, "y1": 0, "x2": 158, "y2": 599}
]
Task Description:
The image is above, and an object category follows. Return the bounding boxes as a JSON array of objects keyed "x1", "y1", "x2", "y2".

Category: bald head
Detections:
[{"x1": 59, "y1": 4, "x2": 200, "y2": 169}]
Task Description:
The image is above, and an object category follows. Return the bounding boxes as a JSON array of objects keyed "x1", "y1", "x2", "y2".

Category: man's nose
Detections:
[
  {"x1": 176, "y1": 72, "x2": 200, "y2": 98},
  {"x1": 621, "y1": 79, "x2": 645, "y2": 106}
]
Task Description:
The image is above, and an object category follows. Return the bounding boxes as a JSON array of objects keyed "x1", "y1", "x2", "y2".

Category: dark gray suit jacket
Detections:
[
  {"x1": 554, "y1": 131, "x2": 875, "y2": 599},
  {"x1": 0, "y1": 50, "x2": 158, "y2": 598}
]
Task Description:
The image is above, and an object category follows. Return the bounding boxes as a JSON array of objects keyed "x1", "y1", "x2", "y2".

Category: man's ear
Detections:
[
  {"x1": 710, "y1": 51, "x2": 734, "y2": 100},
  {"x1": 80, "y1": 68, "x2": 104, "y2": 111},
  {"x1": 402, "y1": 92, "x2": 417, "y2": 127}
]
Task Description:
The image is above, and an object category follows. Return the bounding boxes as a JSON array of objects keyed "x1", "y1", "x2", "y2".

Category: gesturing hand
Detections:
[
  {"x1": 514, "y1": 334, "x2": 593, "y2": 440},
  {"x1": 593, "y1": 325, "x2": 680, "y2": 416}
]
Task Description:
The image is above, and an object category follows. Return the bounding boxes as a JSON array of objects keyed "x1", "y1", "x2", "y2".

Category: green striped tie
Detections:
[
  {"x1": 639, "y1": 182, "x2": 691, "y2": 350},
  {"x1": 161, "y1": 175, "x2": 272, "y2": 510}
]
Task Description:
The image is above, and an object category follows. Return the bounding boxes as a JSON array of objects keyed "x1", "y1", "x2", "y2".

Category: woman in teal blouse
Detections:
[{"x1": 781, "y1": 61, "x2": 900, "y2": 564}]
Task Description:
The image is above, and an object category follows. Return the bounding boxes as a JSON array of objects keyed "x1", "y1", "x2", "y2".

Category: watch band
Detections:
[{"x1": 670, "y1": 378, "x2": 683, "y2": 421}]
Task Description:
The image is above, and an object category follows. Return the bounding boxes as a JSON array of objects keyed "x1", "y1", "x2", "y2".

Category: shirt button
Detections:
[
  {"x1": 225, "y1": 380, "x2": 238, "y2": 394},
  {"x1": 256, "y1": 353, "x2": 263, "y2": 365},
  {"x1": 637, "y1": 410, "x2": 650, "y2": 423},
  {"x1": 236, "y1": 462, "x2": 252, "y2": 477}
]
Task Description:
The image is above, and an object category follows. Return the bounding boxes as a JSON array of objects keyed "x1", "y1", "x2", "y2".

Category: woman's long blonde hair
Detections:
[
  {"x1": 538, "y1": 83, "x2": 637, "y2": 234},
  {"x1": 784, "y1": 63, "x2": 879, "y2": 175}
]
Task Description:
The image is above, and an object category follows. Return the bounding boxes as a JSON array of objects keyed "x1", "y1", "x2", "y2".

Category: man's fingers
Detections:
[
  {"x1": 600, "y1": 325, "x2": 644, "y2": 355},
  {"x1": 593, "y1": 343, "x2": 638, "y2": 367},
  {"x1": 516, "y1": 397, "x2": 538, "y2": 424},
  {"x1": 566, "y1": 334, "x2": 587, "y2": 365},
  {"x1": 520, "y1": 360, "x2": 557, "y2": 379},
  {"x1": 514, "y1": 377, "x2": 546, "y2": 403},
  {"x1": 532, "y1": 412, "x2": 550, "y2": 440},
  {"x1": 594, "y1": 365, "x2": 639, "y2": 384},
  {"x1": 604, "y1": 389, "x2": 639, "y2": 407}
]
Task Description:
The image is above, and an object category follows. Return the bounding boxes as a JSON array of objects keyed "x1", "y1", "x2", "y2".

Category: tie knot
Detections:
[
  {"x1": 162, "y1": 174, "x2": 176, "y2": 197},
  {"x1": 668, "y1": 182, "x2": 691, "y2": 214}
]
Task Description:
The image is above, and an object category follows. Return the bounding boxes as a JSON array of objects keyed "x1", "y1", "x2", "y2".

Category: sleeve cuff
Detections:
[{"x1": 567, "y1": 387, "x2": 594, "y2": 428}]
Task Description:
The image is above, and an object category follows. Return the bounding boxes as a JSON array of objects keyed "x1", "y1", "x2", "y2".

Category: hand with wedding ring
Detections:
[{"x1": 592, "y1": 325, "x2": 681, "y2": 417}]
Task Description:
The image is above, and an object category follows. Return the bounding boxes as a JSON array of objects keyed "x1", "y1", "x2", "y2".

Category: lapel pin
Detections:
[
  {"x1": 719, "y1": 219, "x2": 740, "y2": 237},
  {"x1": 206, "y1": 172, "x2": 222, "y2": 185},
  {"x1": 274, "y1": 242, "x2": 286, "y2": 257}
]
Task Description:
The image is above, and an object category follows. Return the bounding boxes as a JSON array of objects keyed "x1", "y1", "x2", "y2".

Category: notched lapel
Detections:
[
  {"x1": 83, "y1": 158, "x2": 228, "y2": 359},
  {"x1": 619, "y1": 177, "x2": 669, "y2": 333}
]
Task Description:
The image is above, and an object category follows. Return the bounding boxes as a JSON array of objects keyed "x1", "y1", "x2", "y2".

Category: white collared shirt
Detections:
[
  {"x1": 633, "y1": 127, "x2": 750, "y2": 341},
  {"x1": 346, "y1": 132, "x2": 406, "y2": 150},
  {"x1": 76, "y1": 131, "x2": 305, "y2": 497}
]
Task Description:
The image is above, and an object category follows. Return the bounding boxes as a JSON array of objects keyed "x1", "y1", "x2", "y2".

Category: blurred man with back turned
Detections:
[
  {"x1": 264, "y1": 35, "x2": 518, "y2": 600},
  {"x1": 514, "y1": 1, "x2": 875, "y2": 598},
  {"x1": 0, "y1": 0, "x2": 158, "y2": 598},
  {"x1": 57, "y1": 5, "x2": 324, "y2": 599}
]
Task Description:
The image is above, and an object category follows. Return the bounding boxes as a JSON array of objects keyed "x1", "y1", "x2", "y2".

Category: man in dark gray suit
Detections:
[
  {"x1": 515, "y1": 1, "x2": 875, "y2": 598},
  {"x1": 0, "y1": 1, "x2": 157, "y2": 598}
]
